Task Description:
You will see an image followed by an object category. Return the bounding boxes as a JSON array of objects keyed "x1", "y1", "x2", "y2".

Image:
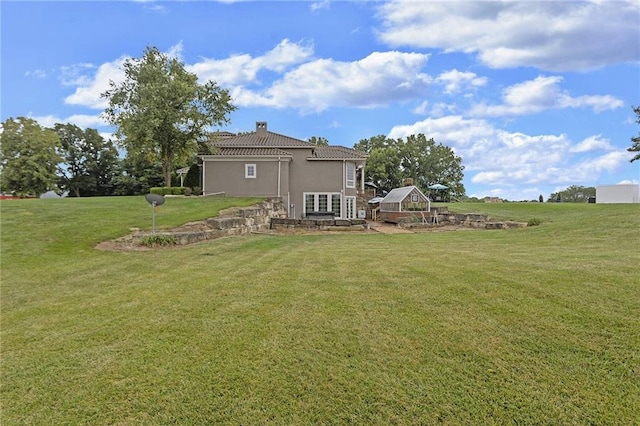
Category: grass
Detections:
[{"x1": 1, "y1": 197, "x2": 639, "y2": 424}]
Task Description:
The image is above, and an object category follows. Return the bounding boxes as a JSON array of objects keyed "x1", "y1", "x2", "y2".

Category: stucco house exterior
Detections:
[{"x1": 200, "y1": 122, "x2": 368, "y2": 219}]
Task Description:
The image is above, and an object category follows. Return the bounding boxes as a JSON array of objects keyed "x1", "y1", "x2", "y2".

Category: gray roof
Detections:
[
  {"x1": 381, "y1": 186, "x2": 428, "y2": 203},
  {"x1": 310, "y1": 145, "x2": 368, "y2": 160},
  {"x1": 210, "y1": 131, "x2": 314, "y2": 149},
  {"x1": 207, "y1": 122, "x2": 367, "y2": 160}
]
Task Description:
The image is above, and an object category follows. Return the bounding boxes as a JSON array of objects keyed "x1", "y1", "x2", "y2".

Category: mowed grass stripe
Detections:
[{"x1": 1, "y1": 198, "x2": 639, "y2": 424}]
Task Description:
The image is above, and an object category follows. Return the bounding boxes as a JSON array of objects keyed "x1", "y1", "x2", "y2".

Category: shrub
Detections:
[
  {"x1": 150, "y1": 187, "x2": 186, "y2": 196},
  {"x1": 139, "y1": 234, "x2": 177, "y2": 247},
  {"x1": 184, "y1": 164, "x2": 200, "y2": 189},
  {"x1": 528, "y1": 218, "x2": 542, "y2": 226}
]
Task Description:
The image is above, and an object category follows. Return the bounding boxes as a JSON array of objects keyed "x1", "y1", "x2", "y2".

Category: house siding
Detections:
[
  {"x1": 287, "y1": 151, "x2": 359, "y2": 217},
  {"x1": 204, "y1": 158, "x2": 290, "y2": 197}
]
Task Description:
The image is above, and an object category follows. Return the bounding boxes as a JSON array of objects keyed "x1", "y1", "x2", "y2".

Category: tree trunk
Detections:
[
  {"x1": 163, "y1": 163, "x2": 172, "y2": 188},
  {"x1": 162, "y1": 156, "x2": 173, "y2": 186}
]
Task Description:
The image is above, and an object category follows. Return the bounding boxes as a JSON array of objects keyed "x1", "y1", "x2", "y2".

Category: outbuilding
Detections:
[
  {"x1": 379, "y1": 186, "x2": 431, "y2": 223},
  {"x1": 596, "y1": 184, "x2": 640, "y2": 204}
]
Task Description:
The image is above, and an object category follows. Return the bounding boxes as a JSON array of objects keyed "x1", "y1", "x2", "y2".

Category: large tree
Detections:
[
  {"x1": 355, "y1": 134, "x2": 465, "y2": 198},
  {"x1": 55, "y1": 123, "x2": 119, "y2": 197},
  {"x1": 0, "y1": 117, "x2": 62, "y2": 196},
  {"x1": 354, "y1": 135, "x2": 404, "y2": 192},
  {"x1": 402, "y1": 134, "x2": 465, "y2": 198},
  {"x1": 110, "y1": 153, "x2": 164, "y2": 196},
  {"x1": 103, "y1": 46, "x2": 236, "y2": 187},
  {"x1": 628, "y1": 105, "x2": 640, "y2": 162}
]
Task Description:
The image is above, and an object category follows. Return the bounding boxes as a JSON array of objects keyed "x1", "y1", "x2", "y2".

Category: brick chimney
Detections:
[{"x1": 256, "y1": 121, "x2": 267, "y2": 137}]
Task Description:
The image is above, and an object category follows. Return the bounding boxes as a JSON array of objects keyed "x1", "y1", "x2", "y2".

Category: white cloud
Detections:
[
  {"x1": 412, "y1": 101, "x2": 429, "y2": 115},
  {"x1": 59, "y1": 63, "x2": 95, "y2": 86},
  {"x1": 570, "y1": 135, "x2": 614, "y2": 153},
  {"x1": 29, "y1": 113, "x2": 107, "y2": 129},
  {"x1": 59, "y1": 40, "x2": 431, "y2": 114},
  {"x1": 133, "y1": 0, "x2": 168, "y2": 14},
  {"x1": 187, "y1": 39, "x2": 314, "y2": 86},
  {"x1": 469, "y1": 75, "x2": 623, "y2": 117},
  {"x1": 580, "y1": 151, "x2": 633, "y2": 174},
  {"x1": 167, "y1": 41, "x2": 184, "y2": 61},
  {"x1": 25, "y1": 69, "x2": 47, "y2": 79},
  {"x1": 64, "y1": 57, "x2": 127, "y2": 109},
  {"x1": 435, "y1": 69, "x2": 487, "y2": 94},
  {"x1": 310, "y1": 0, "x2": 330, "y2": 12},
  {"x1": 387, "y1": 115, "x2": 630, "y2": 192},
  {"x1": 377, "y1": 0, "x2": 640, "y2": 71},
  {"x1": 257, "y1": 51, "x2": 431, "y2": 112}
]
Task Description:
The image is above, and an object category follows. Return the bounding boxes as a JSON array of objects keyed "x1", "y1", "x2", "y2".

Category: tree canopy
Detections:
[
  {"x1": 307, "y1": 136, "x2": 329, "y2": 146},
  {"x1": 55, "y1": 123, "x2": 119, "y2": 197},
  {"x1": 0, "y1": 117, "x2": 62, "y2": 196},
  {"x1": 354, "y1": 134, "x2": 465, "y2": 198},
  {"x1": 628, "y1": 105, "x2": 640, "y2": 162},
  {"x1": 548, "y1": 185, "x2": 595, "y2": 202},
  {"x1": 102, "y1": 46, "x2": 236, "y2": 187}
]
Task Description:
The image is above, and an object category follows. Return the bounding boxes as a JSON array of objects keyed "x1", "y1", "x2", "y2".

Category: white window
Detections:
[
  {"x1": 346, "y1": 162, "x2": 355, "y2": 188},
  {"x1": 304, "y1": 192, "x2": 341, "y2": 217},
  {"x1": 245, "y1": 164, "x2": 256, "y2": 178}
]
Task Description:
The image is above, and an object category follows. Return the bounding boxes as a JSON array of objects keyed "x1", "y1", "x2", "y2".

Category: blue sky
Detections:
[{"x1": 2, "y1": 0, "x2": 639, "y2": 200}]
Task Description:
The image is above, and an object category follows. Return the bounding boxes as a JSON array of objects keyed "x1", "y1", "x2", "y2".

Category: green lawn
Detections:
[{"x1": 2, "y1": 197, "x2": 639, "y2": 424}]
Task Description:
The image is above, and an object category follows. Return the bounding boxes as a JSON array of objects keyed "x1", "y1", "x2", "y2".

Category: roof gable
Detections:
[
  {"x1": 381, "y1": 186, "x2": 428, "y2": 203},
  {"x1": 207, "y1": 122, "x2": 367, "y2": 160},
  {"x1": 210, "y1": 130, "x2": 314, "y2": 149}
]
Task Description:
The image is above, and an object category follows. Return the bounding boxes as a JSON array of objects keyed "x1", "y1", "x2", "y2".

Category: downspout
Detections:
[
  {"x1": 342, "y1": 160, "x2": 346, "y2": 219},
  {"x1": 277, "y1": 157, "x2": 281, "y2": 197},
  {"x1": 202, "y1": 158, "x2": 206, "y2": 196}
]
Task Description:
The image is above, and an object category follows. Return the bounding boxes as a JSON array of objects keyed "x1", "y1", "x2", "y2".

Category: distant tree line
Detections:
[
  {"x1": 548, "y1": 185, "x2": 596, "y2": 202},
  {"x1": 0, "y1": 116, "x2": 195, "y2": 197}
]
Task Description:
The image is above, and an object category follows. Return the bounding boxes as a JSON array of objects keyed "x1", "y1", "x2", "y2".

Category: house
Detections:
[
  {"x1": 596, "y1": 184, "x2": 640, "y2": 203},
  {"x1": 200, "y1": 122, "x2": 368, "y2": 219}
]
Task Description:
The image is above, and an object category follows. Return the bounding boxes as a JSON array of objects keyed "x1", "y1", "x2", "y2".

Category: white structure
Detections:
[{"x1": 596, "y1": 184, "x2": 640, "y2": 204}]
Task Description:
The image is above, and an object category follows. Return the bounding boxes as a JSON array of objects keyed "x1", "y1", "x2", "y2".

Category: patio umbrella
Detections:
[{"x1": 428, "y1": 183, "x2": 448, "y2": 190}]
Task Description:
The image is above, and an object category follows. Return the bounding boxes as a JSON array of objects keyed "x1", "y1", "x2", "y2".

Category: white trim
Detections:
[
  {"x1": 303, "y1": 192, "x2": 342, "y2": 218},
  {"x1": 345, "y1": 196, "x2": 356, "y2": 219},
  {"x1": 245, "y1": 163, "x2": 256, "y2": 179},
  {"x1": 346, "y1": 162, "x2": 355, "y2": 188},
  {"x1": 202, "y1": 161, "x2": 207, "y2": 195},
  {"x1": 277, "y1": 158, "x2": 281, "y2": 197}
]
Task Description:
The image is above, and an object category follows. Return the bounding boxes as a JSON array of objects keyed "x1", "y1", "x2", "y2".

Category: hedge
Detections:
[{"x1": 150, "y1": 187, "x2": 187, "y2": 196}]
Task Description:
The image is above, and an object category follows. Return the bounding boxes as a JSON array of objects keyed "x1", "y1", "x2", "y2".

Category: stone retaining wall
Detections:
[
  {"x1": 134, "y1": 198, "x2": 288, "y2": 245},
  {"x1": 270, "y1": 218, "x2": 369, "y2": 231},
  {"x1": 399, "y1": 210, "x2": 527, "y2": 230}
]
